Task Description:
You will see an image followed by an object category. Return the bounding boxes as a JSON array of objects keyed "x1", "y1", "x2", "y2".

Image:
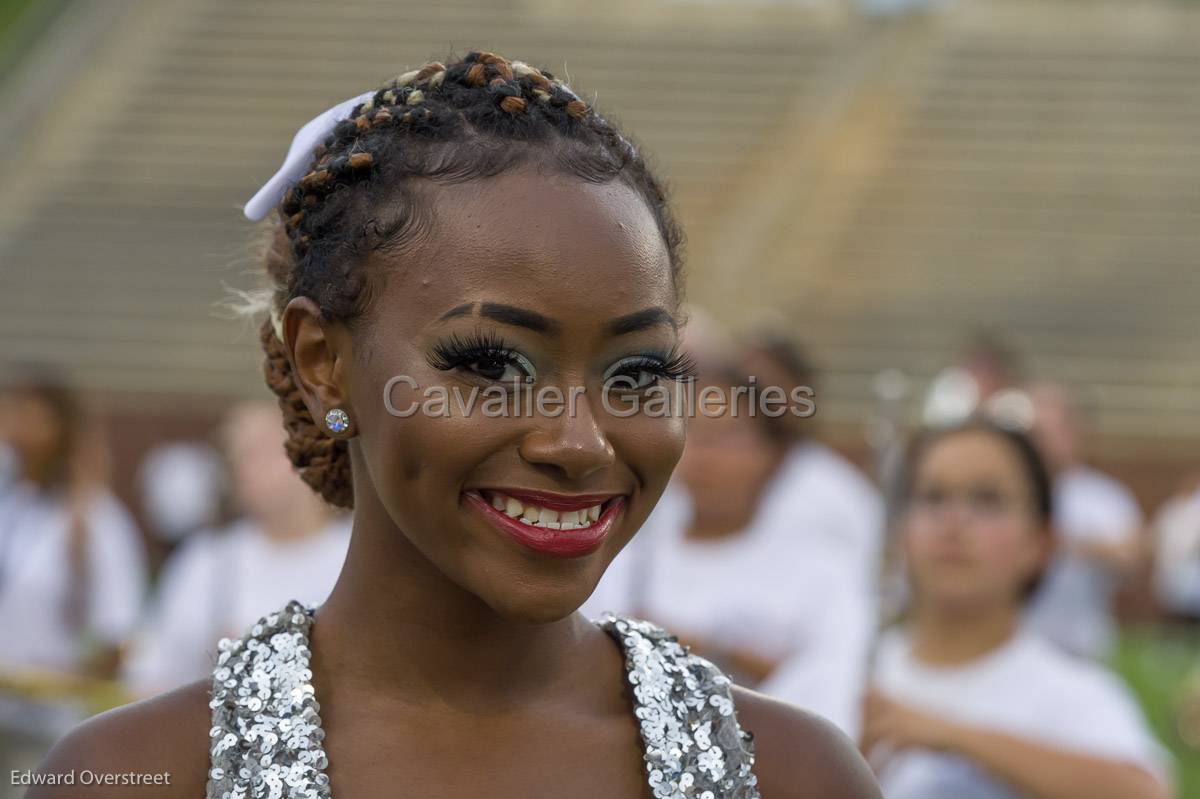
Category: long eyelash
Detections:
[
  {"x1": 426, "y1": 328, "x2": 517, "y2": 371},
  {"x1": 631, "y1": 348, "x2": 698, "y2": 382}
]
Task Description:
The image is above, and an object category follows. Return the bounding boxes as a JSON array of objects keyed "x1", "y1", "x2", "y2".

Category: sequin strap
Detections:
[
  {"x1": 599, "y1": 614, "x2": 762, "y2": 799},
  {"x1": 206, "y1": 600, "x2": 331, "y2": 799}
]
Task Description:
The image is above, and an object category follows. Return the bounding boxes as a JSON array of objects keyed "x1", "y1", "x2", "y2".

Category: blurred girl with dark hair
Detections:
[{"x1": 863, "y1": 420, "x2": 1171, "y2": 799}]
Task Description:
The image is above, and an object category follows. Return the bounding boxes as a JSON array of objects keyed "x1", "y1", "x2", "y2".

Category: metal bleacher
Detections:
[
  {"x1": 0, "y1": 0, "x2": 845, "y2": 401},
  {"x1": 680, "y1": 2, "x2": 1200, "y2": 451},
  {"x1": 0, "y1": 0, "x2": 1197, "y2": 454}
]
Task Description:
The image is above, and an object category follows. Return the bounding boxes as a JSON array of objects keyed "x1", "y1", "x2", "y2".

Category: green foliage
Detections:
[
  {"x1": 0, "y1": 0, "x2": 37, "y2": 44},
  {"x1": 1111, "y1": 626, "x2": 1200, "y2": 797}
]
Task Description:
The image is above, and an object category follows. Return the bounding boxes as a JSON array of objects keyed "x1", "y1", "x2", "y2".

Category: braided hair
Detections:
[{"x1": 256, "y1": 50, "x2": 685, "y2": 509}]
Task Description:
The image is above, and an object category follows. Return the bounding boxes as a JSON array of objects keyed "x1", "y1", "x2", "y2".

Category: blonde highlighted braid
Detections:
[{"x1": 258, "y1": 50, "x2": 684, "y2": 509}]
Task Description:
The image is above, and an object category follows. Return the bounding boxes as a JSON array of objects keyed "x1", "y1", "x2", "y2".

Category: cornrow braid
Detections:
[{"x1": 258, "y1": 50, "x2": 684, "y2": 509}]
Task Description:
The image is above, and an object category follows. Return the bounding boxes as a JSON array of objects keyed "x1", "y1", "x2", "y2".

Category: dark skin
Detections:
[{"x1": 30, "y1": 169, "x2": 880, "y2": 798}]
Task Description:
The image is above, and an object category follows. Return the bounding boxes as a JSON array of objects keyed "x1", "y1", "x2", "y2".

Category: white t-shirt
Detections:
[
  {"x1": 121, "y1": 516, "x2": 350, "y2": 695},
  {"x1": 764, "y1": 441, "x2": 885, "y2": 591},
  {"x1": 1026, "y1": 466, "x2": 1142, "y2": 659},
  {"x1": 872, "y1": 627, "x2": 1172, "y2": 798},
  {"x1": 1152, "y1": 488, "x2": 1200, "y2": 616},
  {"x1": 0, "y1": 478, "x2": 147, "y2": 673},
  {"x1": 583, "y1": 441, "x2": 883, "y2": 737}
]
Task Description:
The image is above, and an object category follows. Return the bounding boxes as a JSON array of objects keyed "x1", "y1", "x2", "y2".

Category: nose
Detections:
[{"x1": 518, "y1": 390, "x2": 615, "y2": 482}]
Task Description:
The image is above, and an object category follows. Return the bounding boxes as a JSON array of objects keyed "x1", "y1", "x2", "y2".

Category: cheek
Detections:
[
  {"x1": 974, "y1": 519, "x2": 1034, "y2": 569},
  {"x1": 607, "y1": 412, "x2": 685, "y2": 514},
  {"x1": 611, "y1": 412, "x2": 685, "y2": 479},
  {"x1": 901, "y1": 529, "x2": 934, "y2": 584},
  {"x1": 234, "y1": 453, "x2": 291, "y2": 503},
  {"x1": 17, "y1": 407, "x2": 59, "y2": 454},
  {"x1": 675, "y1": 447, "x2": 717, "y2": 486},
  {"x1": 357, "y1": 353, "x2": 490, "y2": 492},
  {"x1": 369, "y1": 408, "x2": 513, "y2": 500},
  {"x1": 900, "y1": 515, "x2": 942, "y2": 563},
  {"x1": 677, "y1": 439, "x2": 762, "y2": 487}
]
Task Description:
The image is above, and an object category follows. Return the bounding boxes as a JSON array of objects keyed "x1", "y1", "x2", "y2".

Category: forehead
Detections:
[
  {"x1": 369, "y1": 169, "x2": 675, "y2": 333},
  {"x1": 917, "y1": 430, "x2": 1026, "y2": 488}
]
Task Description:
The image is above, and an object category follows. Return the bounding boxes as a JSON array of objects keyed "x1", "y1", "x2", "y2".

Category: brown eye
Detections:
[
  {"x1": 427, "y1": 330, "x2": 536, "y2": 383},
  {"x1": 966, "y1": 487, "x2": 1008, "y2": 516},
  {"x1": 913, "y1": 487, "x2": 947, "y2": 510},
  {"x1": 465, "y1": 352, "x2": 533, "y2": 382},
  {"x1": 603, "y1": 352, "x2": 696, "y2": 393},
  {"x1": 604, "y1": 359, "x2": 663, "y2": 392}
]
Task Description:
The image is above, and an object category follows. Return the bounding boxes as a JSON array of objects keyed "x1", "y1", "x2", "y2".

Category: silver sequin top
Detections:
[{"x1": 206, "y1": 600, "x2": 761, "y2": 799}]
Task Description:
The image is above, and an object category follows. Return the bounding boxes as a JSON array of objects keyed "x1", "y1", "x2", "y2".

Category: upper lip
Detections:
[{"x1": 471, "y1": 488, "x2": 625, "y2": 512}]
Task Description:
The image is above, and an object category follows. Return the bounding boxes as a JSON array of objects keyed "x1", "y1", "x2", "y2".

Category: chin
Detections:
[
  {"x1": 482, "y1": 583, "x2": 595, "y2": 625},
  {"x1": 454, "y1": 489, "x2": 632, "y2": 622},
  {"x1": 927, "y1": 586, "x2": 1000, "y2": 616}
]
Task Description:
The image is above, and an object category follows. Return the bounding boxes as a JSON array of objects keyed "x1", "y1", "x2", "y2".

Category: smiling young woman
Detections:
[{"x1": 30, "y1": 51, "x2": 880, "y2": 799}]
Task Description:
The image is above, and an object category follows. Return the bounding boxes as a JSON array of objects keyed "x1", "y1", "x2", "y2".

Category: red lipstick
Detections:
[{"x1": 464, "y1": 490, "x2": 625, "y2": 558}]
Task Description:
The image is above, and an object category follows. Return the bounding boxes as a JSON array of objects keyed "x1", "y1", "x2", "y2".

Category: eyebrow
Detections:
[
  {"x1": 479, "y1": 302, "x2": 557, "y2": 334},
  {"x1": 607, "y1": 307, "x2": 677, "y2": 336},
  {"x1": 436, "y1": 302, "x2": 676, "y2": 337},
  {"x1": 437, "y1": 303, "x2": 476, "y2": 321}
]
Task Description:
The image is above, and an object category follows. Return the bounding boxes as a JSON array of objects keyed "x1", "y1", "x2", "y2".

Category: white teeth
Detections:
[{"x1": 484, "y1": 492, "x2": 611, "y2": 531}]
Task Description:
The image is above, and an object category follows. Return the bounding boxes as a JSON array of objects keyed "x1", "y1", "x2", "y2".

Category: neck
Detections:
[
  {"x1": 311, "y1": 491, "x2": 608, "y2": 713},
  {"x1": 908, "y1": 600, "x2": 1019, "y2": 666},
  {"x1": 20, "y1": 457, "x2": 60, "y2": 491}
]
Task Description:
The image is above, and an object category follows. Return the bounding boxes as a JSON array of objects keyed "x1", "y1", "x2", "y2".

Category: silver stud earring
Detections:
[{"x1": 324, "y1": 408, "x2": 350, "y2": 435}]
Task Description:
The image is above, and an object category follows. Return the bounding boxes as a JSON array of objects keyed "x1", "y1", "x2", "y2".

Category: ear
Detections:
[{"x1": 281, "y1": 296, "x2": 356, "y2": 437}]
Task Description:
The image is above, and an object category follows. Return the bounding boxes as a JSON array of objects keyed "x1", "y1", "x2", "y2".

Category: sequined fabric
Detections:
[
  {"x1": 206, "y1": 601, "x2": 761, "y2": 798},
  {"x1": 206, "y1": 601, "x2": 329, "y2": 799},
  {"x1": 595, "y1": 614, "x2": 761, "y2": 799}
]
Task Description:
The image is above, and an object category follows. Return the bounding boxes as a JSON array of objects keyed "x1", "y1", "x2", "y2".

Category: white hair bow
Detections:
[{"x1": 243, "y1": 91, "x2": 376, "y2": 221}]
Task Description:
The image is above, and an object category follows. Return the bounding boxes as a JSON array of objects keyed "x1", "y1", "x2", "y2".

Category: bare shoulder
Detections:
[
  {"x1": 732, "y1": 685, "x2": 881, "y2": 799},
  {"x1": 26, "y1": 679, "x2": 211, "y2": 798}
]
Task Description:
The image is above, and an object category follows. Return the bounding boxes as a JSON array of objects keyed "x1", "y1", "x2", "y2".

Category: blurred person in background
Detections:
[
  {"x1": 584, "y1": 343, "x2": 882, "y2": 738},
  {"x1": 121, "y1": 400, "x2": 350, "y2": 696},
  {"x1": 137, "y1": 440, "x2": 225, "y2": 548},
  {"x1": 741, "y1": 333, "x2": 884, "y2": 590},
  {"x1": 864, "y1": 419, "x2": 1171, "y2": 799},
  {"x1": 1025, "y1": 382, "x2": 1143, "y2": 660},
  {"x1": 921, "y1": 333, "x2": 1023, "y2": 429},
  {"x1": 1150, "y1": 473, "x2": 1200, "y2": 621},
  {"x1": 0, "y1": 367, "x2": 146, "y2": 680}
]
